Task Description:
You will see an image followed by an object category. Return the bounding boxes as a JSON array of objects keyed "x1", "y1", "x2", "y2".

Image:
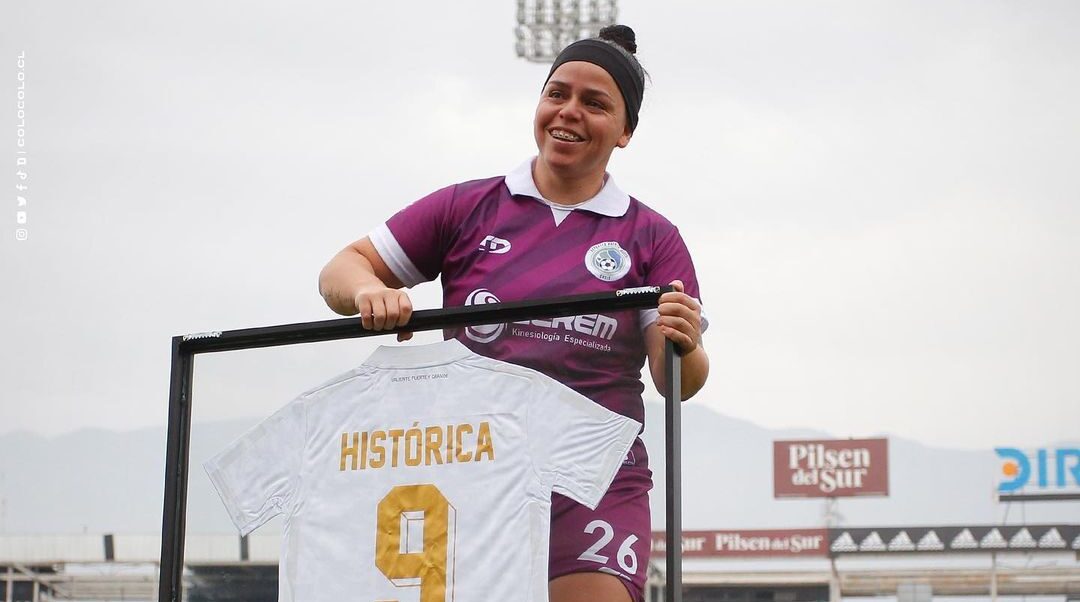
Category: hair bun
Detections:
[{"x1": 598, "y1": 24, "x2": 637, "y2": 55}]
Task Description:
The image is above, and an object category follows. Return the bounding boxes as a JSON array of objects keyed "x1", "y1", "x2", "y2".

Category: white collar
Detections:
[
  {"x1": 363, "y1": 339, "x2": 473, "y2": 369},
  {"x1": 504, "y1": 157, "x2": 630, "y2": 219}
]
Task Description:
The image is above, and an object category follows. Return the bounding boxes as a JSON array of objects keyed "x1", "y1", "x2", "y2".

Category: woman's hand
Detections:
[
  {"x1": 656, "y1": 279, "x2": 702, "y2": 356},
  {"x1": 644, "y1": 279, "x2": 709, "y2": 399},
  {"x1": 353, "y1": 284, "x2": 414, "y2": 342}
]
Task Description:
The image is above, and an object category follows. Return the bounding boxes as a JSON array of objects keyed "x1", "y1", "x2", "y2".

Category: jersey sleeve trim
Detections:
[{"x1": 369, "y1": 222, "x2": 428, "y2": 288}]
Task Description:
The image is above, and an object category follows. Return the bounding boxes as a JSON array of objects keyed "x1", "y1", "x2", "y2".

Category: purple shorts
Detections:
[{"x1": 549, "y1": 439, "x2": 653, "y2": 602}]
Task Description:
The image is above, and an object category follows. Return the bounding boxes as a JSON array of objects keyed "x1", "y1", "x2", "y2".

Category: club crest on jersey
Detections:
[
  {"x1": 585, "y1": 241, "x2": 631, "y2": 281},
  {"x1": 464, "y1": 289, "x2": 505, "y2": 343}
]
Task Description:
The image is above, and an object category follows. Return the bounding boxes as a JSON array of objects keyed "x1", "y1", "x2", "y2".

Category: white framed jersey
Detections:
[{"x1": 204, "y1": 339, "x2": 641, "y2": 602}]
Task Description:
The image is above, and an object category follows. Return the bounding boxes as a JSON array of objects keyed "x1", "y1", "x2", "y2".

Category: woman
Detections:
[{"x1": 319, "y1": 25, "x2": 708, "y2": 602}]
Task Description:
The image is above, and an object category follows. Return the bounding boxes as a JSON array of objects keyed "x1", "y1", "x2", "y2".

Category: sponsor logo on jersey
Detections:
[
  {"x1": 463, "y1": 289, "x2": 506, "y2": 343},
  {"x1": 585, "y1": 241, "x2": 631, "y2": 281},
  {"x1": 479, "y1": 235, "x2": 511, "y2": 254},
  {"x1": 463, "y1": 288, "x2": 619, "y2": 348}
]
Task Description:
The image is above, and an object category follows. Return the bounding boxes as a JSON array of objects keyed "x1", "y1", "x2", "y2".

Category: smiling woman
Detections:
[
  {"x1": 534, "y1": 60, "x2": 633, "y2": 202},
  {"x1": 532, "y1": 28, "x2": 645, "y2": 205},
  {"x1": 318, "y1": 24, "x2": 709, "y2": 602}
]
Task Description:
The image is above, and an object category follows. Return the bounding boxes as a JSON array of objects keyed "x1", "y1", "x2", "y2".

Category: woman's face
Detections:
[{"x1": 534, "y1": 61, "x2": 632, "y2": 182}]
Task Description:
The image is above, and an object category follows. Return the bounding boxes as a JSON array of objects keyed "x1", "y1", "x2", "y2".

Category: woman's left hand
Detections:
[{"x1": 656, "y1": 279, "x2": 702, "y2": 356}]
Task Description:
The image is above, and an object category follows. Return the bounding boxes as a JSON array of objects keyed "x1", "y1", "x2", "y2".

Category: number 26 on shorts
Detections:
[{"x1": 577, "y1": 519, "x2": 639, "y2": 575}]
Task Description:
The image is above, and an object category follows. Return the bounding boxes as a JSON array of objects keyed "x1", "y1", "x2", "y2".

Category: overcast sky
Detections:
[{"x1": 2, "y1": 1, "x2": 1078, "y2": 450}]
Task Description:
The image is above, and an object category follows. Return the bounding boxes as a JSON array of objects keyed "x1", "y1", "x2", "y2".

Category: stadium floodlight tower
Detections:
[{"x1": 515, "y1": 0, "x2": 618, "y2": 63}]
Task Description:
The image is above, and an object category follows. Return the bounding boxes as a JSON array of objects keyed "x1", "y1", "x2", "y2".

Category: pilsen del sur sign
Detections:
[{"x1": 774, "y1": 438, "x2": 889, "y2": 498}]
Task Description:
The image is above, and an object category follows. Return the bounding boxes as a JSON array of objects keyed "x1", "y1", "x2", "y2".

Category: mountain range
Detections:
[{"x1": 1, "y1": 401, "x2": 1076, "y2": 535}]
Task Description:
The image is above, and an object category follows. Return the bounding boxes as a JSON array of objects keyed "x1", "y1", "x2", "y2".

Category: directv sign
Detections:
[{"x1": 996, "y1": 447, "x2": 1080, "y2": 501}]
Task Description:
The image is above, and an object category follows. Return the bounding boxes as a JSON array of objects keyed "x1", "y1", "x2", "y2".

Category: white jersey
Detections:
[{"x1": 204, "y1": 339, "x2": 640, "y2": 602}]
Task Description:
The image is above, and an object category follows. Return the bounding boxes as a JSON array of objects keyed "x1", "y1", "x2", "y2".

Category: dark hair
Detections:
[
  {"x1": 597, "y1": 25, "x2": 648, "y2": 88},
  {"x1": 598, "y1": 25, "x2": 637, "y2": 55}
]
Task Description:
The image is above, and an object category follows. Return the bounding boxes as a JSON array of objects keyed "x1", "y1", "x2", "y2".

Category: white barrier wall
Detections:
[
  {"x1": 247, "y1": 534, "x2": 282, "y2": 562},
  {"x1": 0, "y1": 535, "x2": 104, "y2": 562},
  {"x1": 0, "y1": 534, "x2": 283, "y2": 563}
]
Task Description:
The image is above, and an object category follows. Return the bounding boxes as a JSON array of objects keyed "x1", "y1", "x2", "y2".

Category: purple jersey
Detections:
[{"x1": 370, "y1": 158, "x2": 706, "y2": 426}]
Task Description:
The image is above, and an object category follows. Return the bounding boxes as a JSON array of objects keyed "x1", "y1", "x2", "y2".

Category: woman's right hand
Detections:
[{"x1": 353, "y1": 285, "x2": 414, "y2": 342}]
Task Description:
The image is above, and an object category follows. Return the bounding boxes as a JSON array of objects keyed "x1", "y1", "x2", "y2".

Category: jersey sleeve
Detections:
[
  {"x1": 203, "y1": 399, "x2": 306, "y2": 536},
  {"x1": 526, "y1": 375, "x2": 641, "y2": 510},
  {"x1": 369, "y1": 184, "x2": 459, "y2": 287},
  {"x1": 640, "y1": 225, "x2": 709, "y2": 333}
]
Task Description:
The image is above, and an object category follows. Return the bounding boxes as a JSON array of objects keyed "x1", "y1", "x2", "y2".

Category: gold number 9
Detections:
[{"x1": 375, "y1": 484, "x2": 454, "y2": 602}]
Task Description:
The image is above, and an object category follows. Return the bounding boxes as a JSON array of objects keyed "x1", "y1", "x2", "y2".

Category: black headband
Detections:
[{"x1": 545, "y1": 39, "x2": 643, "y2": 133}]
